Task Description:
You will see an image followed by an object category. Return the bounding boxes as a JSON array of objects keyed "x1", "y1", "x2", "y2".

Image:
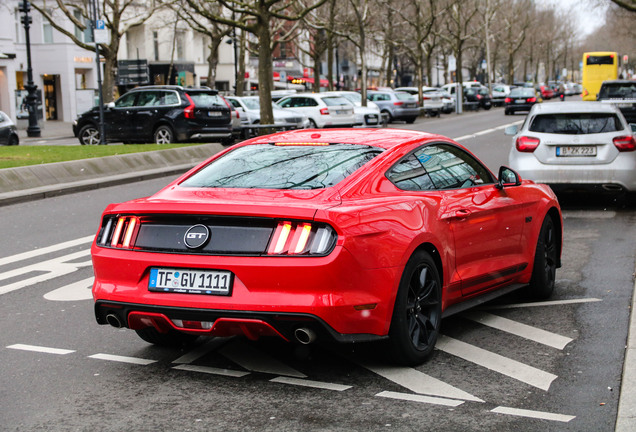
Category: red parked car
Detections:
[
  {"x1": 537, "y1": 84, "x2": 554, "y2": 100},
  {"x1": 91, "y1": 128, "x2": 563, "y2": 365}
]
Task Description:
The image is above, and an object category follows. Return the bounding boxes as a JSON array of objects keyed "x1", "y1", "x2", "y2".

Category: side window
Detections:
[
  {"x1": 136, "y1": 91, "x2": 161, "y2": 107},
  {"x1": 307, "y1": 98, "x2": 319, "y2": 107},
  {"x1": 387, "y1": 144, "x2": 494, "y2": 191},
  {"x1": 386, "y1": 153, "x2": 434, "y2": 191},
  {"x1": 114, "y1": 92, "x2": 137, "y2": 108},
  {"x1": 278, "y1": 98, "x2": 292, "y2": 108},
  {"x1": 161, "y1": 91, "x2": 179, "y2": 105},
  {"x1": 380, "y1": 94, "x2": 390, "y2": 101},
  {"x1": 228, "y1": 99, "x2": 241, "y2": 109}
]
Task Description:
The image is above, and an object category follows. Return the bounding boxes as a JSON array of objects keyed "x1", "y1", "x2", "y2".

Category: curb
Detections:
[
  {"x1": 0, "y1": 143, "x2": 224, "y2": 207},
  {"x1": 616, "y1": 269, "x2": 636, "y2": 432}
]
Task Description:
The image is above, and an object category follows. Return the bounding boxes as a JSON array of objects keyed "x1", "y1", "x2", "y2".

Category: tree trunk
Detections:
[
  {"x1": 257, "y1": 22, "x2": 274, "y2": 124},
  {"x1": 236, "y1": 29, "x2": 246, "y2": 96}
]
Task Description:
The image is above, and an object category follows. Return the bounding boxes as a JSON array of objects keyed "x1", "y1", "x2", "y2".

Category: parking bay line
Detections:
[
  {"x1": 461, "y1": 311, "x2": 573, "y2": 350},
  {"x1": 453, "y1": 120, "x2": 523, "y2": 142},
  {"x1": 376, "y1": 391, "x2": 465, "y2": 407},
  {"x1": 88, "y1": 353, "x2": 157, "y2": 365},
  {"x1": 435, "y1": 335, "x2": 558, "y2": 391},
  {"x1": 173, "y1": 364, "x2": 250, "y2": 378},
  {"x1": 483, "y1": 297, "x2": 602, "y2": 310},
  {"x1": 270, "y1": 376, "x2": 352, "y2": 392},
  {"x1": 0, "y1": 235, "x2": 94, "y2": 267},
  {"x1": 219, "y1": 340, "x2": 307, "y2": 378},
  {"x1": 7, "y1": 344, "x2": 75, "y2": 355},
  {"x1": 359, "y1": 362, "x2": 484, "y2": 402},
  {"x1": 491, "y1": 406, "x2": 575, "y2": 423}
]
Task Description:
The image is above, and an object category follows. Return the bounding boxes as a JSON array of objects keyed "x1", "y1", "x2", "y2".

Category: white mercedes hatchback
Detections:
[{"x1": 506, "y1": 101, "x2": 636, "y2": 193}]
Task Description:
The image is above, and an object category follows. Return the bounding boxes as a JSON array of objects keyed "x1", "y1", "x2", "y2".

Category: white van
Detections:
[{"x1": 441, "y1": 82, "x2": 483, "y2": 96}]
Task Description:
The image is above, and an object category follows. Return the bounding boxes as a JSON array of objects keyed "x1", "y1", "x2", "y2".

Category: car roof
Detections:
[
  {"x1": 245, "y1": 128, "x2": 447, "y2": 151},
  {"x1": 530, "y1": 101, "x2": 621, "y2": 115}
]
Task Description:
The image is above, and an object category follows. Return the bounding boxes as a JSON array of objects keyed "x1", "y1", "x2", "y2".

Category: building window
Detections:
[
  {"x1": 280, "y1": 42, "x2": 287, "y2": 59},
  {"x1": 153, "y1": 31, "x2": 159, "y2": 61},
  {"x1": 176, "y1": 31, "x2": 185, "y2": 61},
  {"x1": 14, "y1": 9, "x2": 22, "y2": 43},
  {"x1": 73, "y1": 10, "x2": 93, "y2": 43},
  {"x1": 43, "y1": 19, "x2": 53, "y2": 43}
]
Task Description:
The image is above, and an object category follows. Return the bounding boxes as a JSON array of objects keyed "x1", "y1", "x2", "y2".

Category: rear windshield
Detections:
[
  {"x1": 586, "y1": 55, "x2": 615, "y2": 66},
  {"x1": 598, "y1": 83, "x2": 636, "y2": 99},
  {"x1": 321, "y1": 96, "x2": 350, "y2": 106},
  {"x1": 510, "y1": 88, "x2": 535, "y2": 97},
  {"x1": 181, "y1": 143, "x2": 384, "y2": 190},
  {"x1": 529, "y1": 113, "x2": 622, "y2": 134},
  {"x1": 395, "y1": 92, "x2": 415, "y2": 101},
  {"x1": 186, "y1": 92, "x2": 227, "y2": 108}
]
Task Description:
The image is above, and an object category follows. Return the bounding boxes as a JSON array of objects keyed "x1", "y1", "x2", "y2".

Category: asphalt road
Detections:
[{"x1": 1, "y1": 103, "x2": 635, "y2": 431}]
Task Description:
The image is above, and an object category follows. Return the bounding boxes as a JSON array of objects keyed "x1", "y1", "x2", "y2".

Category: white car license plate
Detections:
[
  {"x1": 208, "y1": 111, "x2": 222, "y2": 117},
  {"x1": 148, "y1": 268, "x2": 232, "y2": 296},
  {"x1": 515, "y1": 99, "x2": 525, "y2": 104},
  {"x1": 556, "y1": 146, "x2": 597, "y2": 157}
]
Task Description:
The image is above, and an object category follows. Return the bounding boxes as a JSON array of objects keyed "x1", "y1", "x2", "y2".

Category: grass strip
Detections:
[{"x1": 0, "y1": 144, "x2": 203, "y2": 169}]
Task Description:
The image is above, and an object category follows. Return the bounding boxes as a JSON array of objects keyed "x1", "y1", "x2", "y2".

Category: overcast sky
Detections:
[{"x1": 537, "y1": 0, "x2": 608, "y2": 37}]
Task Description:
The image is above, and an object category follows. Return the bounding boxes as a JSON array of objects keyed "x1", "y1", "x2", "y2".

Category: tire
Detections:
[
  {"x1": 78, "y1": 124, "x2": 100, "y2": 145},
  {"x1": 504, "y1": 108, "x2": 510, "y2": 115},
  {"x1": 527, "y1": 216, "x2": 558, "y2": 300},
  {"x1": 8, "y1": 134, "x2": 19, "y2": 146},
  {"x1": 484, "y1": 104, "x2": 492, "y2": 110},
  {"x1": 381, "y1": 110, "x2": 393, "y2": 123},
  {"x1": 308, "y1": 119, "x2": 318, "y2": 129},
  {"x1": 388, "y1": 250, "x2": 442, "y2": 366},
  {"x1": 135, "y1": 327, "x2": 199, "y2": 347},
  {"x1": 153, "y1": 125, "x2": 174, "y2": 144},
  {"x1": 405, "y1": 117, "x2": 417, "y2": 124}
]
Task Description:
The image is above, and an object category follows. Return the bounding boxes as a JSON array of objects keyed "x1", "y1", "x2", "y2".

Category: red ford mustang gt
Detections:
[{"x1": 91, "y1": 128, "x2": 562, "y2": 365}]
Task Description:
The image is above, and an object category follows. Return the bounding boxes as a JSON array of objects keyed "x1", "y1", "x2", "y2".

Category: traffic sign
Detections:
[{"x1": 95, "y1": 19, "x2": 105, "y2": 30}]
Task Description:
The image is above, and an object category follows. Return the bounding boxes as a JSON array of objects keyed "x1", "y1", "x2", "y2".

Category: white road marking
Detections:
[
  {"x1": 0, "y1": 249, "x2": 91, "y2": 296},
  {"x1": 172, "y1": 338, "x2": 230, "y2": 364},
  {"x1": 173, "y1": 364, "x2": 250, "y2": 378},
  {"x1": 88, "y1": 353, "x2": 157, "y2": 365},
  {"x1": 219, "y1": 341, "x2": 307, "y2": 378},
  {"x1": 435, "y1": 335, "x2": 558, "y2": 391},
  {"x1": 270, "y1": 376, "x2": 352, "y2": 392},
  {"x1": 7, "y1": 344, "x2": 75, "y2": 355},
  {"x1": 491, "y1": 406, "x2": 576, "y2": 423},
  {"x1": 462, "y1": 311, "x2": 573, "y2": 350},
  {"x1": 484, "y1": 298, "x2": 602, "y2": 310},
  {"x1": 0, "y1": 235, "x2": 94, "y2": 267},
  {"x1": 359, "y1": 362, "x2": 484, "y2": 402},
  {"x1": 376, "y1": 391, "x2": 465, "y2": 407},
  {"x1": 453, "y1": 120, "x2": 523, "y2": 142},
  {"x1": 44, "y1": 277, "x2": 94, "y2": 301}
]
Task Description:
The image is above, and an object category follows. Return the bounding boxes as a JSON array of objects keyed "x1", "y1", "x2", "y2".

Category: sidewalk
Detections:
[{"x1": 16, "y1": 120, "x2": 76, "y2": 143}]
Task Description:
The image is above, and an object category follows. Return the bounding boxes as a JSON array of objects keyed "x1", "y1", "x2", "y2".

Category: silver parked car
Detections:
[
  {"x1": 323, "y1": 91, "x2": 383, "y2": 127},
  {"x1": 366, "y1": 90, "x2": 420, "y2": 123},
  {"x1": 506, "y1": 101, "x2": 636, "y2": 194},
  {"x1": 225, "y1": 96, "x2": 309, "y2": 129}
]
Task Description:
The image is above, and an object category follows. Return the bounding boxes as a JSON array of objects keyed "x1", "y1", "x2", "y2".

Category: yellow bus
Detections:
[{"x1": 581, "y1": 51, "x2": 618, "y2": 101}]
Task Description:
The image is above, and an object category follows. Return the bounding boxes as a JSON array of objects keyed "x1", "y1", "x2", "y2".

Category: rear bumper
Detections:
[
  {"x1": 91, "y1": 244, "x2": 400, "y2": 340},
  {"x1": 510, "y1": 152, "x2": 636, "y2": 192}
]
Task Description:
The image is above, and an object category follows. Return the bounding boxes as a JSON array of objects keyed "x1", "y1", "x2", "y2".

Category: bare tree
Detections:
[
  {"x1": 609, "y1": 0, "x2": 636, "y2": 12},
  {"x1": 183, "y1": 0, "x2": 327, "y2": 125},
  {"x1": 33, "y1": 0, "x2": 165, "y2": 103}
]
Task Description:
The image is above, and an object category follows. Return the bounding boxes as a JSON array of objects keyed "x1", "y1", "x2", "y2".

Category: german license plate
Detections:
[
  {"x1": 208, "y1": 111, "x2": 222, "y2": 117},
  {"x1": 149, "y1": 268, "x2": 232, "y2": 296},
  {"x1": 515, "y1": 99, "x2": 525, "y2": 104},
  {"x1": 556, "y1": 146, "x2": 596, "y2": 157}
]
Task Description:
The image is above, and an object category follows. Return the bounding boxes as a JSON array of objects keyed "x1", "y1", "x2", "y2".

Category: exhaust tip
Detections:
[
  {"x1": 602, "y1": 184, "x2": 624, "y2": 192},
  {"x1": 106, "y1": 314, "x2": 123, "y2": 328},
  {"x1": 294, "y1": 327, "x2": 317, "y2": 345}
]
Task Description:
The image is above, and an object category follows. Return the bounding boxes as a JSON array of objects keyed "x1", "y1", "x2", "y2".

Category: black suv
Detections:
[
  {"x1": 597, "y1": 80, "x2": 636, "y2": 123},
  {"x1": 73, "y1": 86, "x2": 234, "y2": 145}
]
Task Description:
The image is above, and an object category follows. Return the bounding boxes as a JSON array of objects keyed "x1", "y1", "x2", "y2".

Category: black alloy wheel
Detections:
[
  {"x1": 8, "y1": 135, "x2": 19, "y2": 146},
  {"x1": 528, "y1": 216, "x2": 558, "y2": 299},
  {"x1": 153, "y1": 125, "x2": 174, "y2": 144},
  {"x1": 388, "y1": 250, "x2": 442, "y2": 366},
  {"x1": 79, "y1": 124, "x2": 100, "y2": 145}
]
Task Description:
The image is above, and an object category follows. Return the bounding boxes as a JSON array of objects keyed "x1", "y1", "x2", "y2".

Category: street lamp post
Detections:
[{"x1": 19, "y1": 0, "x2": 41, "y2": 137}]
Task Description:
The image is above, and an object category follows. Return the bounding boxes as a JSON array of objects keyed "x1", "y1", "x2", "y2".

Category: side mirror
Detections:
[
  {"x1": 496, "y1": 166, "x2": 522, "y2": 189},
  {"x1": 106, "y1": 102, "x2": 115, "y2": 109},
  {"x1": 504, "y1": 125, "x2": 518, "y2": 136}
]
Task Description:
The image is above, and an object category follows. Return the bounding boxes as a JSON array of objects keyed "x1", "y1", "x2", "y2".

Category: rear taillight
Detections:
[
  {"x1": 184, "y1": 94, "x2": 195, "y2": 119},
  {"x1": 98, "y1": 216, "x2": 140, "y2": 249},
  {"x1": 504, "y1": 97, "x2": 512, "y2": 103},
  {"x1": 527, "y1": 97, "x2": 537, "y2": 103},
  {"x1": 320, "y1": 107, "x2": 329, "y2": 115},
  {"x1": 515, "y1": 136, "x2": 540, "y2": 152},
  {"x1": 393, "y1": 101, "x2": 403, "y2": 106},
  {"x1": 613, "y1": 135, "x2": 636, "y2": 152},
  {"x1": 267, "y1": 221, "x2": 337, "y2": 256}
]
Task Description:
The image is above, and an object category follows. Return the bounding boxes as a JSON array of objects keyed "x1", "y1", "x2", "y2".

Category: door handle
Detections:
[{"x1": 441, "y1": 209, "x2": 472, "y2": 220}]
